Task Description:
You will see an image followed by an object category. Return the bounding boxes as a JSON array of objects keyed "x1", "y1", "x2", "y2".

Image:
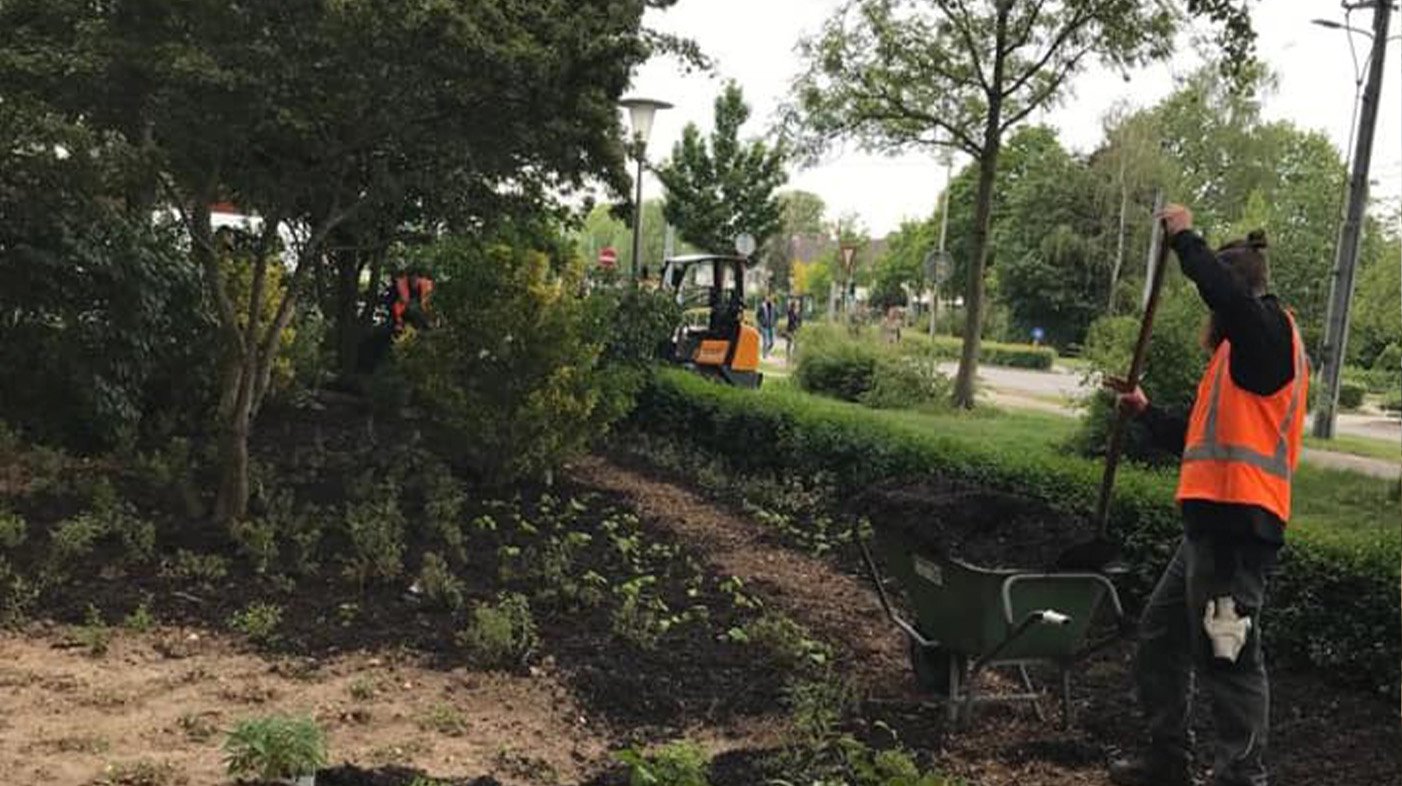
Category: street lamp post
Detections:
[
  {"x1": 1311, "y1": 3, "x2": 1393, "y2": 439},
  {"x1": 619, "y1": 97, "x2": 672, "y2": 282}
]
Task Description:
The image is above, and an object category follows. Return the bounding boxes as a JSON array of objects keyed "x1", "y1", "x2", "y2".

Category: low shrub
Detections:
[
  {"x1": 224, "y1": 714, "x2": 326, "y2": 782},
  {"x1": 1337, "y1": 380, "x2": 1367, "y2": 411},
  {"x1": 415, "y1": 552, "x2": 465, "y2": 612},
  {"x1": 396, "y1": 234, "x2": 640, "y2": 485},
  {"x1": 625, "y1": 370, "x2": 1401, "y2": 696},
  {"x1": 457, "y1": 592, "x2": 538, "y2": 669},
  {"x1": 794, "y1": 328, "x2": 949, "y2": 410},
  {"x1": 229, "y1": 602, "x2": 283, "y2": 646},
  {"x1": 617, "y1": 741, "x2": 711, "y2": 786},
  {"x1": 0, "y1": 507, "x2": 25, "y2": 549}
]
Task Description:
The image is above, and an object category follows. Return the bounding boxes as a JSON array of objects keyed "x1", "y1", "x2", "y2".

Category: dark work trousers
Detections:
[{"x1": 1134, "y1": 532, "x2": 1279, "y2": 786}]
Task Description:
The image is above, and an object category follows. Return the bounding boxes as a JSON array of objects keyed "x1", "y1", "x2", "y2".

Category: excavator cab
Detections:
[{"x1": 659, "y1": 254, "x2": 763, "y2": 388}]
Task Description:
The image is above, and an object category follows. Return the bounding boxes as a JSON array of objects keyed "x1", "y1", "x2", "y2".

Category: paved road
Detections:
[
  {"x1": 955, "y1": 365, "x2": 1400, "y2": 479},
  {"x1": 942, "y1": 362, "x2": 1402, "y2": 445}
]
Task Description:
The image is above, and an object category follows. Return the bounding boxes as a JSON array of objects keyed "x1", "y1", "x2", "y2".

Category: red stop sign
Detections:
[{"x1": 598, "y1": 247, "x2": 618, "y2": 268}]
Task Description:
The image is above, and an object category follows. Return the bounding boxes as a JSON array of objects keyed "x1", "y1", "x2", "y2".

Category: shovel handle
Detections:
[{"x1": 1095, "y1": 199, "x2": 1173, "y2": 534}]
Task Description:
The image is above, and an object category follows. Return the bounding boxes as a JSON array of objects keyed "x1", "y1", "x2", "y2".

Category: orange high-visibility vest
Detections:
[
  {"x1": 1175, "y1": 313, "x2": 1309, "y2": 523},
  {"x1": 391, "y1": 276, "x2": 433, "y2": 327}
]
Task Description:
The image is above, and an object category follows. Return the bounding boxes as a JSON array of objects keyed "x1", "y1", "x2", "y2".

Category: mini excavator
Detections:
[{"x1": 658, "y1": 254, "x2": 763, "y2": 388}]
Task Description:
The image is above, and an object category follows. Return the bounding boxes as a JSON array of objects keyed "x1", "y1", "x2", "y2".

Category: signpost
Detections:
[
  {"x1": 734, "y1": 233, "x2": 757, "y2": 257},
  {"x1": 924, "y1": 249, "x2": 950, "y2": 336},
  {"x1": 840, "y1": 244, "x2": 858, "y2": 314}
]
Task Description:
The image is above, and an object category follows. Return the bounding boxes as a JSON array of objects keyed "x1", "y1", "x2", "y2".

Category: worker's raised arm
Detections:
[{"x1": 1158, "y1": 204, "x2": 1278, "y2": 365}]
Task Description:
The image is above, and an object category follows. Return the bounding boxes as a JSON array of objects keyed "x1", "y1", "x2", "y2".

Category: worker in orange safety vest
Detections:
[
  {"x1": 387, "y1": 269, "x2": 434, "y2": 332},
  {"x1": 1106, "y1": 204, "x2": 1306, "y2": 786}
]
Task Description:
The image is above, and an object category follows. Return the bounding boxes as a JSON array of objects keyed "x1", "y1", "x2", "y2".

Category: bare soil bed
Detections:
[
  {"x1": 1, "y1": 404, "x2": 1396, "y2": 785},
  {"x1": 587, "y1": 452, "x2": 1402, "y2": 786},
  {"x1": 854, "y1": 478, "x2": 1095, "y2": 570}
]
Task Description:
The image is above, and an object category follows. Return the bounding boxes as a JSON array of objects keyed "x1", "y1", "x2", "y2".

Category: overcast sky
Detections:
[{"x1": 624, "y1": 0, "x2": 1400, "y2": 238}]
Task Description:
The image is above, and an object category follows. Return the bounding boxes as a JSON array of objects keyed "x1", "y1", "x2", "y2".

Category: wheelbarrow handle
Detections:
[
  {"x1": 1000, "y1": 573, "x2": 1125, "y2": 627},
  {"x1": 858, "y1": 538, "x2": 935, "y2": 649}
]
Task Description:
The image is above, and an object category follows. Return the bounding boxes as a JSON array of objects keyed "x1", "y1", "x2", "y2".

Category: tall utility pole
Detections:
[
  {"x1": 1313, "y1": 0, "x2": 1392, "y2": 439},
  {"x1": 931, "y1": 151, "x2": 953, "y2": 336},
  {"x1": 1109, "y1": 148, "x2": 1129, "y2": 312}
]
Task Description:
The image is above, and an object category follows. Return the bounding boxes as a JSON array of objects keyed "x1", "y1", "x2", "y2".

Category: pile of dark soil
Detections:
[{"x1": 854, "y1": 478, "x2": 1096, "y2": 570}]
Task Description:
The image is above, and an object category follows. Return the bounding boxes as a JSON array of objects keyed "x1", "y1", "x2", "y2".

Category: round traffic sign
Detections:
[
  {"x1": 734, "y1": 233, "x2": 756, "y2": 256},
  {"x1": 598, "y1": 246, "x2": 618, "y2": 268}
]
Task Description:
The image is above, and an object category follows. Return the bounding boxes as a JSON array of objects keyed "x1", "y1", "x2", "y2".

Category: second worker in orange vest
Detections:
[{"x1": 1107, "y1": 204, "x2": 1306, "y2": 786}]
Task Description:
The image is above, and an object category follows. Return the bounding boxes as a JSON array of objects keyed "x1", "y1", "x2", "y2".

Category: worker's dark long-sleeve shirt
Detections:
[{"x1": 1139, "y1": 230, "x2": 1296, "y2": 545}]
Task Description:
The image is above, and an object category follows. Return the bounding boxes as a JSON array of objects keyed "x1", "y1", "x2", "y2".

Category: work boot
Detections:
[{"x1": 1109, "y1": 750, "x2": 1192, "y2": 786}]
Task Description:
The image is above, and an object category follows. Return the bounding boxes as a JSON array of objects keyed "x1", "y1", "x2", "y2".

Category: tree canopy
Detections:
[
  {"x1": 784, "y1": 0, "x2": 1246, "y2": 407},
  {"x1": 656, "y1": 82, "x2": 788, "y2": 255}
]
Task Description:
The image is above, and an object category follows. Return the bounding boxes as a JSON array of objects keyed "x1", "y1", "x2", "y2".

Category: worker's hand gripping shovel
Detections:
[{"x1": 1055, "y1": 197, "x2": 1173, "y2": 572}]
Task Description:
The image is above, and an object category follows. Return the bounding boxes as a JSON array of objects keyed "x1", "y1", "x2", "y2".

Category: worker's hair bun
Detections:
[{"x1": 1246, "y1": 229, "x2": 1268, "y2": 249}]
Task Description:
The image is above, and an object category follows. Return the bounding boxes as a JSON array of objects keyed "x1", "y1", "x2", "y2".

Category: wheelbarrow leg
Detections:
[
  {"x1": 1018, "y1": 665, "x2": 1046, "y2": 722},
  {"x1": 1060, "y1": 666, "x2": 1074, "y2": 729}
]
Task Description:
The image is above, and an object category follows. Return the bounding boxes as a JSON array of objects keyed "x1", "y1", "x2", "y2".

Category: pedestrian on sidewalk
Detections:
[
  {"x1": 757, "y1": 294, "x2": 777, "y2": 359},
  {"x1": 784, "y1": 299, "x2": 802, "y2": 361},
  {"x1": 1108, "y1": 204, "x2": 1306, "y2": 786}
]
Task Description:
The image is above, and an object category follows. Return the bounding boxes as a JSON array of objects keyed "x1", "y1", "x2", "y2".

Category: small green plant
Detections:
[
  {"x1": 611, "y1": 590, "x2": 666, "y2": 651},
  {"x1": 732, "y1": 613, "x2": 833, "y2": 670},
  {"x1": 177, "y1": 711, "x2": 220, "y2": 742},
  {"x1": 124, "y1": 598, "x2": 155, "y2": 633},
  {"x1": 91, "y1": 758, "x2": 183, "y2": 786},
  {"x1": 76, "y1": 603, "x2": 111, "y2": 656},
  {"x1": 342, "y1": 482, "x2": 407, "y2": 587},
  {"x1": 347, "y1": 676, "x2": 379, "y2": 701},
  {"x1": 617, "y1": 740, "x2": 712, "y2": 786},
  {"x1": 0, "y1": 507, "x2": 25, "y2": 549},
  {"x1": 417, "y1": 702, "x2": 469, "y2": 736},
  {"x1": 456, "y1": 592, "x2": 538, "y2": 669},
  {"x1": 160, "y1": 550, "x2": 229, "y2": 584},
  {"x1": 785, "y1": 671, "x2": 854, "y2": 753},
  {"x1": 415, "y1": 552, "x2": 464, "y2": 611},
  {"x1": 231, "y1": 518, "x2": 279, "y2": 575},
  {"x1": 229, "y1": 602, "x2": 283, "y2": 646},
  {"x1": 49, "y1": 513, "x2": 105, "y2": 563},
  {"x1": 223, "y1": 714, "x2": 326, "y2": 782}
]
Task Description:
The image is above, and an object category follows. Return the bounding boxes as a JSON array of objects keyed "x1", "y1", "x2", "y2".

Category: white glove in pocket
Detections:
[{"x1": 1203, "y1": 596, "x2": 1251, "y2": 663}]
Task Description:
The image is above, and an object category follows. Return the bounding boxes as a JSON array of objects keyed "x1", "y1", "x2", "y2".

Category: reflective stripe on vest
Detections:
[{"x1": 1180, "y1": 335, "x2": 1308, "y2": 481}]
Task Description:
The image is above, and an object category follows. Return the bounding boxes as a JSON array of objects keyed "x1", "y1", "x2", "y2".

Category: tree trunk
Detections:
[
  {"x1": 213, "y1": 364, "x2": 255, "y2": 526},
  {"x1": 951, "y1": 4, "x2": 1010, "y2": 409},
  {"x1": 332, "y1": 248, "x2": 362, "y2": 374},
  {"x1": 952, "y1": 125, "x2": 1003, "y2": 408}
]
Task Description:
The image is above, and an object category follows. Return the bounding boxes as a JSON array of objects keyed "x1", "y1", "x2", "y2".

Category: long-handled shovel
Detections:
[{"x1": 1056, "y1": 197, "x2": 1172, "y2": 572}]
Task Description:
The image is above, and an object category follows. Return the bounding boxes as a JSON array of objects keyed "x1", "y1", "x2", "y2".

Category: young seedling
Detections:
[{"x1": 224, "y1": 714, "x2": 326, "y2": 785}]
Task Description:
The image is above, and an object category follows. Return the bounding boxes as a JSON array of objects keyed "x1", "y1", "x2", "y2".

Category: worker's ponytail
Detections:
[{"x1": 1218, "y1": 230, "x2": 1270, "y2": 297}]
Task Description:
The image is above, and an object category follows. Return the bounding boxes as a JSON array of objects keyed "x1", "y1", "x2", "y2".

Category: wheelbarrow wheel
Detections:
[{"x1": 906, "y1": 633, "x2": 952, "y2": 696}]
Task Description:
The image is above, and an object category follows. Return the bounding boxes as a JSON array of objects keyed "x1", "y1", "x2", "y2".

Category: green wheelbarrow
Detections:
[{"x1": 860, "y1": 522, "x2": 1127, "y2": 728}]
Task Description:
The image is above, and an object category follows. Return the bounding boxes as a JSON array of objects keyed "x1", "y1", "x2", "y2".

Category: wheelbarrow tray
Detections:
[
  {"x1": 870, "y1": 522, "x2": 1113, "y2": 661},
  {"x1": 863, "y1": 517, "x2": 1127, "y2": 727}
]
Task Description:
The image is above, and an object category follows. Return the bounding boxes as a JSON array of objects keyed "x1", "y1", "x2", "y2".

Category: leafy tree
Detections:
[
  {"x1": 0, "y1": 0, "x2": 677, "y2": 524},
  {"x1": 786, "y1": 0, "x2": 1249, "y2": 407},
  {"x1": 656, "y1": 82, "x2": 788, "y2": 255},
  {"x1": 0, "y1": 104, "x2": 216, "y2": 450},
  {"x1": 870, "y1": 218, "x2": 936, "y2": 311},
  {"x1": 764, "y1": 190, "x2": 828, "y2": 291},
  {"x1": 1349, "y1": 219, "x2": 1402, "y2": 368},
  {"x1": 578, "y1": 200, "x2": 683, "y2": 278}
]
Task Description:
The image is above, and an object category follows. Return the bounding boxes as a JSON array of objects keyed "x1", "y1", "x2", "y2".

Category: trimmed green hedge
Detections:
[
  {"x1": 903, "y1": 332, "x2": 1057, "y2": 370},
  {"x1": 1338, "y1": 380, "x2": 1367, "y2": 411},
  {"x1": 803, "y1": 324, "x2": 1057, "y2": 371},
  {"x1": 627, "y1": 370, "x2": 1400, "y2": 695}
]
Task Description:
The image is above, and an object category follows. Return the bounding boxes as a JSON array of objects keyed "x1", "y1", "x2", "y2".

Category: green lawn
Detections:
[
  {"x1": 759, "y1": 380, "x2": 1399, "y2": 545},
  {"x1": 1304, "y1": 433, "x2": 1402, "y2": 463}
]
